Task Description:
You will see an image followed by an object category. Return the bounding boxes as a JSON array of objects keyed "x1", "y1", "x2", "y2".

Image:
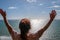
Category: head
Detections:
[
  {"x1": 19, "y1": 18, "x2": 31, "y2": 40},
  {"x1": 19, "y1": 18, "x2": 31, "y2": 34}
]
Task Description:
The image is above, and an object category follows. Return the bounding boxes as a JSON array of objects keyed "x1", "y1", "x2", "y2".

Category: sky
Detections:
[{"x1": 0, "y1": 0, "x2": 60, "y2": 19}]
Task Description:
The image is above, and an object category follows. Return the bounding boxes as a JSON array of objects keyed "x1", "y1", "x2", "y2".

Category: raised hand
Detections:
[
  {"x1": 0, "y1": 9, "x2": 14, "y2": 37},
  {"x1": 0, "y1": 9, "x2": 6, "y2": 17},
  {"x1": 50, "y1": 10, "x2": 56, "y2": 20}
]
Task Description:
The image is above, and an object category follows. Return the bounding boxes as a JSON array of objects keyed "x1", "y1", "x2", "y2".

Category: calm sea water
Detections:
[{"x1": 0, "y1": 19, "x2": 60, "y2": 40}]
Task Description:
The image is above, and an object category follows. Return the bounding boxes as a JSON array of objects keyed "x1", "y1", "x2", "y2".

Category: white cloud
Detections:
[
  {"x1": 53, "y1": 5, "x2": 60, "y2": 8},
  {"x1": 52, "y1": 1, "x2": 56, "y2": 4},
  {"x1": 39, "y1": 3, "x2": 43, "y2": 6},
  {"x1": 26, "y1": 0, "x2": 37, "y2": 3},
  {"x1": 8, "y1": 6, "x2": 17, "y2": 9},
  {"x1": 48, "y1": 5, "x2": 60, "y2": 8}
]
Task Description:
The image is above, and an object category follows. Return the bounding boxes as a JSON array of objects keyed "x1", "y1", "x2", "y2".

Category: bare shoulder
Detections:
[
  {"x1": 11, "y1": 31, "x2": 21, "y2": 40},
  {"x1": 27, "y1": 33, "x2": 39, "y2": 40},
  {"x1": 17, "y1": 33, "x2": 21, "y2": 37}
]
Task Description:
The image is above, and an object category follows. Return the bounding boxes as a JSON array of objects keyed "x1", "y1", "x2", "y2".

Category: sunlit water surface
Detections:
[{"x1": 0, "y1": 19, "x2": 60, "y2": 40}]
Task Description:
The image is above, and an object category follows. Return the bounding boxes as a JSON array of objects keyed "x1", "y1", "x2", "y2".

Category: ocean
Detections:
[{"x1": 0, "y1": 19, "x2": 60, "y2": 40}]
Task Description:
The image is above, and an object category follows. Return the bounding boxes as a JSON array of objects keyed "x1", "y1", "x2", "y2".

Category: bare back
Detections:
[
  {"x1": 0, "y1": 9, "x2": 56, "y2": 40},
  {"x1": 11, "y1": 31, "x2": 39, "y2": 40}
]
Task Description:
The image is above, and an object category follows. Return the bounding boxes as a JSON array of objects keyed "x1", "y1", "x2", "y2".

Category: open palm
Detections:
[
  {"x1": 0, "y1": 9, "x2": 6, "y2": 17},
  {"x1": 50, "y1": 10, "x2": 56, "y2": 20}
]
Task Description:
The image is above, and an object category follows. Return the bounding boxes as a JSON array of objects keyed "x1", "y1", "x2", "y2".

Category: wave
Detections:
[{"x1": 0, "y1": 36, "x2": 12, "y2": 40}]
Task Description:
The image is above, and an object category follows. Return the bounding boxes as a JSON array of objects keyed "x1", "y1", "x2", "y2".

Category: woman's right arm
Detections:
[{"x1": 0, "y1": 9, "x2": 15, "y2": 35}]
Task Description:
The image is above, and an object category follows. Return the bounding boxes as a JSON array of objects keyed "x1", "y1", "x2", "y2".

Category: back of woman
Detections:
[{"x1": 0, "y1": 9, "x2": 56, "y2": 40}]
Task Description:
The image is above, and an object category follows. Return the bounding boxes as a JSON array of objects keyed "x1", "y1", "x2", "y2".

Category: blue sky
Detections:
[{"x1": 0, "y1": 0, "x2": 60, "y2": 19}]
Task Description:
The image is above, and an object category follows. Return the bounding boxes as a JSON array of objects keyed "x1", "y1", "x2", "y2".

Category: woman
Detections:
[{"x1": 0, "y1": 9, "x2": 56, "y2": 40}]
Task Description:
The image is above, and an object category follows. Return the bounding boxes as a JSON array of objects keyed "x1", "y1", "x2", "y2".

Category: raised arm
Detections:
[
  {"x1": 41, "y1": 10, "x2": 56, "y2": 31},
  {"x1": 0, "y1": 9, "x2": 15, "y2": 35},
  {"x1": 35, "y1": 10, "x2": 56, "y2": 38}
]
